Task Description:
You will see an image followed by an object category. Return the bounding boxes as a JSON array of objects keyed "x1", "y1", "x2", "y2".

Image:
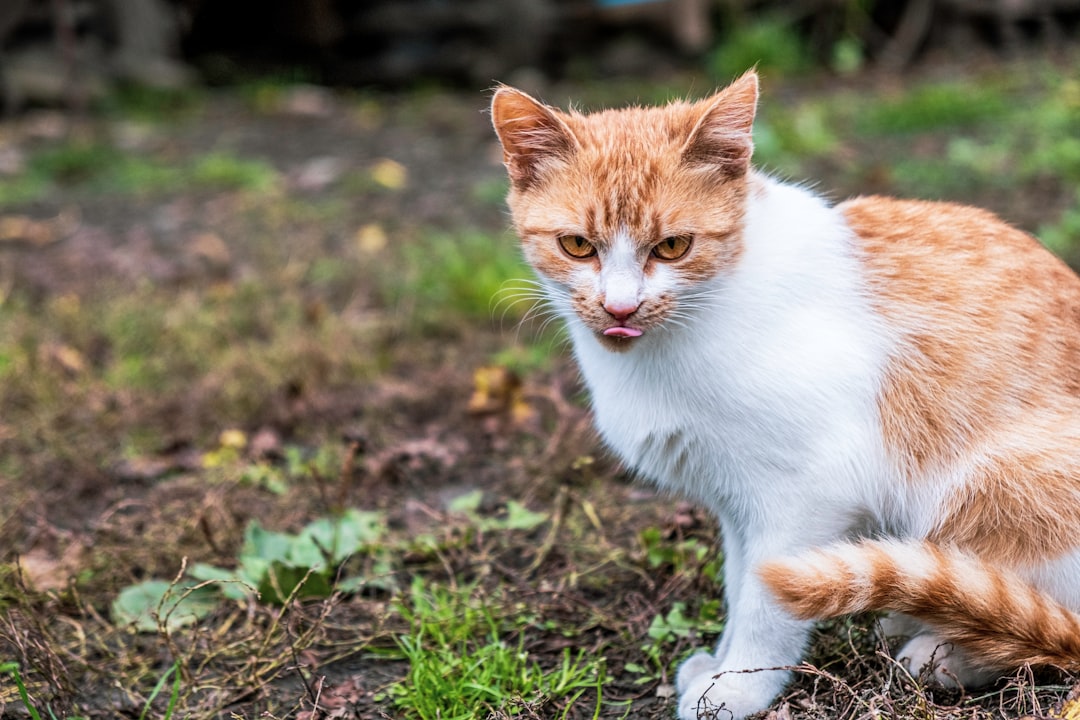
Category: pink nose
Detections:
[{"x1": 603, "y1": 300, "x2": 639, "y2": 321}]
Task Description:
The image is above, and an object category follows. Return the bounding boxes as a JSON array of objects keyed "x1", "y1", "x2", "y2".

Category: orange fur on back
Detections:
[{"x1": 847, "y1": 198, "x2": 1080, "y2": 565}]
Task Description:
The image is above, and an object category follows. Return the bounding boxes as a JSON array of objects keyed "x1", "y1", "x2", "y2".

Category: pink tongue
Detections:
[{"x1": 604, "y1": 326, "x2": 643, "y2": 338}]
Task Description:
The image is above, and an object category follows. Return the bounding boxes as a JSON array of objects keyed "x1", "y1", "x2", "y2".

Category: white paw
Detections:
[
  {"x1": 676, "y1": 668, "x2": 772, "y2": 720},
  {"x1": 897, "y1": 634, "x2": 1000, "y2": 689},
  {"x1": 676, "y1": 651, "x2": 723, "y2": 694}
]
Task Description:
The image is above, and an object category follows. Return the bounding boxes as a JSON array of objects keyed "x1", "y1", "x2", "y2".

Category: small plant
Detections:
[
  {"x1": 624, "y1": 601, "x2": 725, "y2": 683},
  {"x1": 113, "y1": 508, "x2": 392, "y2": 631},
  {"x1": 384, "y1": 578, "x2": 611, "y2": 720},
  {"x1": 1, "y1": 663, "x2": 44, "y2": 720}
]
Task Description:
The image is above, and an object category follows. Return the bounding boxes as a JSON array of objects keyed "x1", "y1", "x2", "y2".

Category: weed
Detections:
[
  {"x1": 139, "y1": 660, "x2": 181, "y2": 720},
  {"x1": 0, "y1": 142, "x2": 278, "y2": 206},
  {"x1": 385, "y1": 578, "x2": 610, "y2": 720},
  {"x1": 625, "y1": 601, "x2": 725, "y2": 683},
  {"x1": 1, "y1": 663, "x2": 43, "y2": 720},
  {"x1": 190, "y1": 153, "x2": 279, "y2": 193}
]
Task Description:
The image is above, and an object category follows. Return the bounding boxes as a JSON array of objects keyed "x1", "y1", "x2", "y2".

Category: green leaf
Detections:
[
  {"x1": 258, "y1": 562, "x2": 333, "y2": 605},
  {"x1": 302, "y1": 509, "x2": 384, "y2": 564},
  {"x1": 241, "y1": 522, "x2": 294, "y2": 565},
  {"x1": 447, "y1": 489, "x2": 483, "y2": 514},
  {"x1": 500, "y1": 501, "x2": 547, "y2": 531},
  {"x1": 111, "y1": 580, "x2": 218, "y2": 632},
  {"x1": 187, "y1": 562, "x2": 256, "y2": 601}
]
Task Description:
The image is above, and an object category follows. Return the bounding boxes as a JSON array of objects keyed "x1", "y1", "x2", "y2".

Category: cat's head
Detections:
[{"x1": 491, "y1": 72, "x2": 758, "y2": 352}]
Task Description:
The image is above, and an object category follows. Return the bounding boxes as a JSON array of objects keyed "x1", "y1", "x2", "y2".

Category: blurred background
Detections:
[
  {"x1": 2, "y1": 0, "x2": 1080, "y2": 99},
  {"x1": 1, "y1": 3, "x2": 1080, "y2": 719}
]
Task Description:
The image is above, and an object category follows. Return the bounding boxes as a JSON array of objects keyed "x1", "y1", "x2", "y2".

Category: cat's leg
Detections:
[
  {"x1": 676, "y1": 519, "x2": 746, "y2": 691},
  {"x1": 676, "y1": 518, "x2": 824, "y2": 720},
  {"x1": 676, "y1": 564, "x2": 814, "y2": 720},
  {"x1": 896, "y1": 633, "x2": 1001, "y2": 689}
]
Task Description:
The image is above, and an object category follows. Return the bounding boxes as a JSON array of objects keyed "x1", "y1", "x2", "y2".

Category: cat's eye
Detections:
[
  {"x1": 558, "y1": 235, "x2": 596, "y2": 259},
  {"x1": 652, "y1": 236, "x2": 692, "y2": 261}
]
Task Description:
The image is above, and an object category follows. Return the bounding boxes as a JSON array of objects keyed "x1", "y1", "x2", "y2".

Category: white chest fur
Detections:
[{"x1": 565, "y1": 177, "x2": 896, "y2": 526}]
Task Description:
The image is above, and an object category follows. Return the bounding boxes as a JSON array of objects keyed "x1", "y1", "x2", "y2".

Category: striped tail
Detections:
[{"x1": 758, "y1": 539, "x2": 1080, "y2": 669}]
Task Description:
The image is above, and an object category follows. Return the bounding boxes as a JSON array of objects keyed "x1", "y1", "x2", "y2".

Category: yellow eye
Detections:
[
  {"x1": 558, "y1": 235, "x2": 596, "y2": 259},
  {"x1": 652, "y1": 236, "x2": 692, "y2": 261}
]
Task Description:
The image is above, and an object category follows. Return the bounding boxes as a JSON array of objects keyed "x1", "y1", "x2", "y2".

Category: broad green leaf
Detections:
[
  {"x1": 241, "y1": 522, "x2": 294, "y2": 565},
  {"x1": 447, "y1": 489, "x2": 483, "y2": 514},
  {"x1": 258, "y1": 562, "x2": 333, "y2": 604},
  {"x1": 187, "y1": 562, "x2": 256, "y2": 601},
  {"x1": 111, "y1": 580, "x2": 217, "y2": 632},
  {"x1": 501, "y1": 501, "x2": 547, "y2": 531}
]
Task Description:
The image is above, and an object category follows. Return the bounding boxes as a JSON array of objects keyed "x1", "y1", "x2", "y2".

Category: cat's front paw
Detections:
[
  {"x1": 676, "y1": 669, "x2": 772, "y2": 720},
  {"x1": 676, "y1": 651, "x2": 723, "y2": 695}
]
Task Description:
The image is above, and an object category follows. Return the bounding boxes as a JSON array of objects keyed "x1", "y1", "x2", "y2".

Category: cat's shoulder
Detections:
[
  {"x1": 835, "y1": 194, "x2": 1080, "y2": 318},
  {"x1": 837, "y1": 195, "x2": 1027, "y2": 245},
  {"x1": 836, "y1": 194, "x2": 1054, "y2": 271}
]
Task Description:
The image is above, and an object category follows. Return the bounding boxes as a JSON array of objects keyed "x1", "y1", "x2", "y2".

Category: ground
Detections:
[{"x1": 0, "y1": 53, "x2": 1079, "y2": 719}]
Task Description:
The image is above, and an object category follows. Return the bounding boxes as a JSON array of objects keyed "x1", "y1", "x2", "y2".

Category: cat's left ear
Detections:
[
  {"x1": 681, "y1": 70, "x2": 759, "y2": 178},
  {"x1": 491, "y1": 86, "x2": 578, "y2": 190}
]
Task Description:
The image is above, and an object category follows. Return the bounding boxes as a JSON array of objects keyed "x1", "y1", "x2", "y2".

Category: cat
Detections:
[{"x1": 490, "y1": 70, "x2": 1080, "y2": 719}]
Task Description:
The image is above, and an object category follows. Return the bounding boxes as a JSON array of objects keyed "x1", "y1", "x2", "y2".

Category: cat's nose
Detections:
[{"x1": 603, "y1": 299, "x2": 639, "y2": 321}]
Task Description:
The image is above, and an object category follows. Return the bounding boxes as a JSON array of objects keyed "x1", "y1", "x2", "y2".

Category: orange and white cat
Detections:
[{"x1": 491, "y1": 70, "x2": 1080, "y2": 719}]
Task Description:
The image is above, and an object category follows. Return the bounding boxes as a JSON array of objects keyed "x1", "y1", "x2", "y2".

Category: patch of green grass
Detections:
[
  {"x1": 390, "y1": 228, "x2": 530, "y2": 328},
  {"x1": 190, "y1": 152, "x2": 279, "y2": 193},
  {"x1": 385, "y1": 578, "x2": 611, "y2": 720},
  {"x1": 0, "y1": 142, "x2": 279, "y2": 206},
  {"x1": 854, "y1": 81, "x2": 1011, "y2": 135}
]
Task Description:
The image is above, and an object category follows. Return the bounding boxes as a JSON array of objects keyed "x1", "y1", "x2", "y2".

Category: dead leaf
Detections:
[
  {"x1": 469, "y1": 365, "x2": 537, "y2": 427},
  {"x1": 468, "y1": 365, "x2": 520, "y2": 414},
  {"x1": 290, "y1": 156, "x2": 345, "y2": 191},
  {"x1": 0, "y1": 215, "x2": 55, "y2": 245},
  {"x1": 41, "y1": 342, "x2": 86, "y2": 375},
  {"x1": 19, "y1": 543, "x2": 85, "y2": 592},
  {"x1": 355, "y1": 223, "x2": 387, "y2": 254},
  {"x1": 189, "y1": 232, "x2": 231, "y2": 268},
  {"x1": 1059, "y1": 697, "x2": 1080, "y2": 720},
  {"x1": 219, "y1": 429, "x2": 247, "y2": 449},
  {"x1": 370, "y1": 158, "x2": 407, "y2": 190}
]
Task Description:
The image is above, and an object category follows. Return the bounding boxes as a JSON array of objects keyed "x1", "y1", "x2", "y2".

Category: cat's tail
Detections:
[{"x1": 758, "y1": 539, "x2": 1080, "y2": 670}]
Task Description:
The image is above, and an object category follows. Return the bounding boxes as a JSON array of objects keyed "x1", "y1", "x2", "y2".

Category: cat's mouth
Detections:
[{"x1": 603, "y1": 326, "x2": 643, "y2": 338}]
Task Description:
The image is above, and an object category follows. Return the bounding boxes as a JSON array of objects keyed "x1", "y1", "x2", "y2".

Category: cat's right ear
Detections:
[
  {"x1": 681, "y1": 71, "x2": 759, "y2": 178},
  {"x1": 491, "y1": 87, "x2": 577, "y2": 190}
]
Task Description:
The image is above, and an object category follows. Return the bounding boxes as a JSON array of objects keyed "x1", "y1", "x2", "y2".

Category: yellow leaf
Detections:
[
  {"x1": 355, "y1": 223, "x2": 388, "y2": 254},
  {"x1": 219, "y1": 429, "x2": 247, "y2": 449},
  {"x1": 1060, "y1": 698, "x2": 1080, "y2": 720},
  {"x1": 370, "y1": 158, "x2": 407, "y2": 190},
  {"x1": 469, "y1": 365, "x2": 516, "y2": 414},
  {"x1": 41, "y1": 342, "x2": 85, "y2": 374}
]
